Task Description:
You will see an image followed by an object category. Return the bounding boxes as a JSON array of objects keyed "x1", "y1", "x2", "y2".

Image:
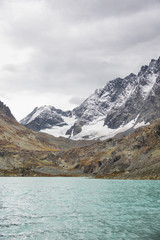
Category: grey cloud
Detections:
[
  {"x1": 0, "y1": 0, "x2": 160, "y2": 117},
  {"x1": 2, "y1": 64, "x2": 18, "y2": 72},
  {"x1": 69, "y1": 96, "x2": 86, "y2": 106},
  {"x1": 46, "y1": 0, "x2": 160, "y2": 20}
]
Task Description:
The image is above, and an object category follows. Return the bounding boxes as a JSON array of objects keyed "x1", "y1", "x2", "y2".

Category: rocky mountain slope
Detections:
[
  {"x1": 20, "y1": 105, "x2": 72, "y2": 131},
  {"x1": 20, "y1": 57, "x2": 160, "y2": 140},
  {"x1": 0, "y1": 101, "x2": 160, "y2": 178},
  {"x1": 0, "y1": 101, "x2": 95, "y2": 176},
  {"x1": 1, "y1": 101, "x2": 160, "y2": 178},
  {"x1": 57, "y1": 119, "x2": 160, "y2": 179}
]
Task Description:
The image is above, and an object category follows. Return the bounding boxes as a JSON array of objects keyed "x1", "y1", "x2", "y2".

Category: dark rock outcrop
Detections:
[{"x1": 0, "y1": 101, "x2": 16, "y2": 121}]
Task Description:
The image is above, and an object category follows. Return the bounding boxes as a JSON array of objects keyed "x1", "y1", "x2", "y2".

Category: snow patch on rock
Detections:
[{"x1": 41, "y1": 116, "x2": 76, "y2": 138}]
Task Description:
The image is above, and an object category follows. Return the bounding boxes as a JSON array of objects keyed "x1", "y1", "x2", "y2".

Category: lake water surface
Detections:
[{"x1": 0, "y1": 177, "x2": 159, "y2": 240}]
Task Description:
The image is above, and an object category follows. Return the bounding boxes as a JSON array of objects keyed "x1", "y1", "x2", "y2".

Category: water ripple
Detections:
[{"x1": 0, "y1": 178, "x2": 159, "y2": 240}]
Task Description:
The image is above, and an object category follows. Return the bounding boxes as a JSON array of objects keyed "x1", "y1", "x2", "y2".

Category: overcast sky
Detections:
[{"x1": 0, "y1": 0, "x2": 160, "y2": 120}]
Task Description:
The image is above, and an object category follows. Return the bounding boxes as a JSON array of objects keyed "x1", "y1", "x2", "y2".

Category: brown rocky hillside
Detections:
[
  {"x1": 57, "y1": 120, "x2": 160, "y2": 179},
  {"x1": 0, "y1": 101, "x2": 95, "y2": 176}
]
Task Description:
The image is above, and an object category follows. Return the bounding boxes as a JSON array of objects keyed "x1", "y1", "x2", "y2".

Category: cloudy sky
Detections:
[{"x1": 0, "y1": 0, "x2": 160, "y2": 120}]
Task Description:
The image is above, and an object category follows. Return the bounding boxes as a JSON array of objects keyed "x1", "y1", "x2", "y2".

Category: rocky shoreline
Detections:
[{"x1": 1, "y1": 164, "x2": 160, "y2": 180}]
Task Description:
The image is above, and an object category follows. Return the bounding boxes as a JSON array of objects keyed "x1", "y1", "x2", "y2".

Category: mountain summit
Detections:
[
  {"x1": 20, "y1": 105, "x2": 72, "y2": 132},
  {"x1": 20, "y1": 57, "x2": 160, "y2": 139}
]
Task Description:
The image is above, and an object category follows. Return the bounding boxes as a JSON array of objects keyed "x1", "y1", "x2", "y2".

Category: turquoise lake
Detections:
[{"x1": 0, "y1": 177, "x2": 159, "y2": 240}]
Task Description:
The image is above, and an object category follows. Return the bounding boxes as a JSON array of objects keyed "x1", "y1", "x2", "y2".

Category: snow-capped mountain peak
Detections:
[
  {"x1": 20, "y1": 105, "x2": 72, "y2": 131},
  {"x1": 20, "y1": 57, "x2": 160, "y2": 139}
]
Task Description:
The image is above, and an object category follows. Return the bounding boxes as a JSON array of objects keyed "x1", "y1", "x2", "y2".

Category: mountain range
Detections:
[
  {"x1": 0, "y1": 99, "x2": 160, "y2": 179},
  {"x1": 0, "y1": 56, "x2": 160, "y2": 178},
  {"x1": 20, "y1": 57, "x2": 160, "y2": 140}
]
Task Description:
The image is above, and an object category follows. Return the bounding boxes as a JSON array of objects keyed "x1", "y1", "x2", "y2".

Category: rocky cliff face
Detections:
[
  {"x1": 0, "y1": 101, "x2": 16, "y2": 121},
  {"x1": 104, "y1": 58, "x2": 160, "y2": 128},
  {"x1": 20, "y1": 57, "x2": 160, "y2": 140}
]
